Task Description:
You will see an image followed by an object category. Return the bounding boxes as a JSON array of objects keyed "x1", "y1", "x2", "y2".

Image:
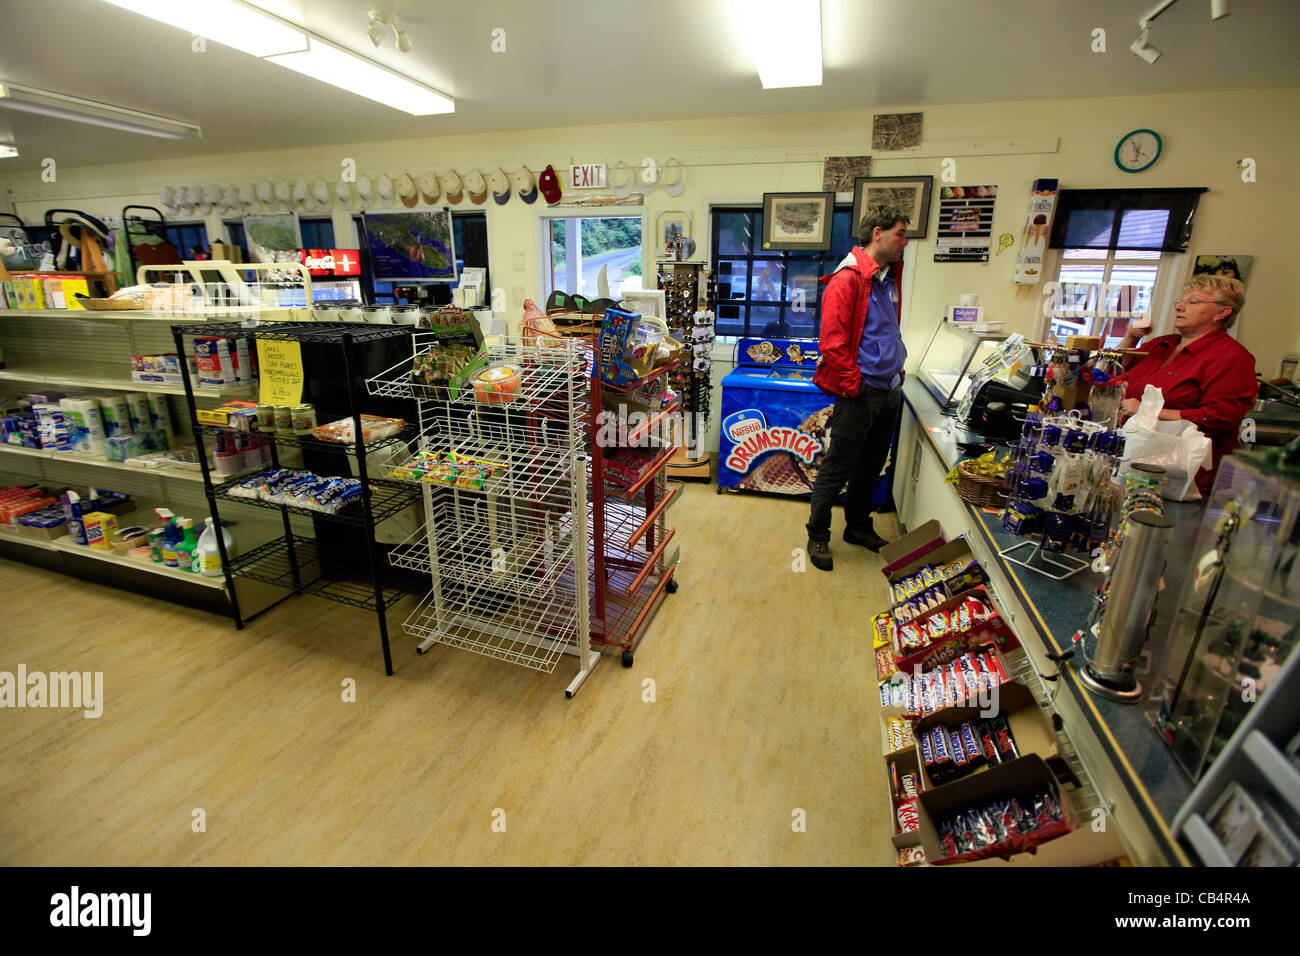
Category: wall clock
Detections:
[{"x1": 1115, "y1": 129, "x2": 1162, "y2": 172}]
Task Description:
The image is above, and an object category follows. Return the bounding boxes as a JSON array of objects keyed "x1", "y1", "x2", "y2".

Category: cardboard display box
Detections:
[
  {"x1": 888, "y1": 536, "x2": 988, "y2": 615},
  {"x1": 880, "y1": 518, "x2": 945, "y2": 577},
  {"x1": 886, "y1": 747, "x2": 926, "y2": 850},
  {"x1": 891, "y1": 585, "x2": 1021, "y2": 673},
  {"x1": 916, "y1": 753, "x2": 1079, "y2": 865}
]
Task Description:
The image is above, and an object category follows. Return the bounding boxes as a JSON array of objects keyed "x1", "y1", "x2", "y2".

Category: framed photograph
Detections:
[
  {"x1": 761, "y1": 191, "x2": 835, "y2": 252},
  {"x1": 657, "y1": 210, "x2": 692, "y2": 254},
  {"x1": 852, "y1": 176, "x2": 934, "y2": 240}
]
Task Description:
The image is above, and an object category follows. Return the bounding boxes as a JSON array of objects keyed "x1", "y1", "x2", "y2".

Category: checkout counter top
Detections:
[{"x1": 899, "y1": 377, "x2": 1199, "y2": 864}]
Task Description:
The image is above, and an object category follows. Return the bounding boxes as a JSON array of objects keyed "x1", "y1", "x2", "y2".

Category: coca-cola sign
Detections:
[{"x1": 300, "y1": 249, "x2": 362, "y2": 276}]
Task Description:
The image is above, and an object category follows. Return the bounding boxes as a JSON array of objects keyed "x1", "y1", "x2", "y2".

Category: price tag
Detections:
[{"x1": 256, "y1": 339, "x2": 304, "y2": 406}]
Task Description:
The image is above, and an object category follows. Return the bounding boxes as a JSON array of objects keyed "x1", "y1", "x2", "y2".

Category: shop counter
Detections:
[{"x1": 893, "y1": 377, "x2": 1197, "y2": 866}]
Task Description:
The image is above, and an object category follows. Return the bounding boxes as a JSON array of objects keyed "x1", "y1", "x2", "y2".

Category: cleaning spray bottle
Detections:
[
  {"x1": 155, "y1": 508, "x2": 180, "y2": 567},
  {"x1": 175, "y1": 517, "x2": 198, "y2": 572},
  {"x1": 196, "y1": 517, "x2": 236, "y2": 576}
]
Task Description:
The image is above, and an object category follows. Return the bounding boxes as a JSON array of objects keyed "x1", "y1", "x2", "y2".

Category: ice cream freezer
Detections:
[{"x1": 717, "y1": 336, "x2": 896, "y2": 506}]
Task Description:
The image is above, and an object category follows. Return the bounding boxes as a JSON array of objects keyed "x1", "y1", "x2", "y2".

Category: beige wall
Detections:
[{"x1": 4, "y1": 86, "x2": 1297, "y2": 370}]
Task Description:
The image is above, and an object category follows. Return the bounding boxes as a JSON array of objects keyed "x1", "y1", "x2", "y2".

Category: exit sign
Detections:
[{"x1": 570, "y1": 163, "x2": 607, "y2": 189}]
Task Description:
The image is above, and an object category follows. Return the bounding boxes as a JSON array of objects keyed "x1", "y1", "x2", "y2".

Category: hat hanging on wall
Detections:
[
  {"x1": 292, "y1": 178, "x2": 315, "y2": 212},
  {"x1": 159, "y1": 185, "x2": 178, "y2": 216},
  {"x1": 220, "y1": 185, "x2": 240, "y2": 214},
  {"x1": 176, "y1": 187, "x2": 196, "y2": 217},
  {"x1": 238, "y1": 182, "x2": 259, "y2": 214},
  {"x1": 464, "y1": 169, "x2": 488, "y2": 205},
  {"x1": 396, "y1": 172, "x2": 419, "y2": 207},
  {"x1": 440, "y1": 169, "x2": 463, "y2": 204},
  {"x1": 334, "y1": 181, "x2": 355, "y2": 210},
  {"x1": 356, "y1": 174, "x2": 373, "y2": 206},
  {"x1": 489, "y1": 168, "x2": 510, "y2": 205},
  {"x1": 376, "y1": 172, "x2": 394, "y2": 206},
  {"x1": 256, "y1": 180, "x2": 274, "y2": 209},
  {"x1": 661, "y1": 157, "x2": 686, "y2": 197},
  {"x1": 636, "y1": 161, "x2": 658, "y2": 196},
  {"x1": 196, "y1": 185, "x2": 217, "y2": 214},
  {"x1": 273, "y1": 179, "x2": 292, "y2": 210},
  {"x1": 607, "y1": 161, "x2": 634, "y2": 199},
  {"x1": 418, "y1": 171, "x2": 441, "y2": 204},
  {"x1": 513, "y1": 166, "x2": 538, "y2": 204},
  {"x1": 313, "y1": 179, "x2": 332, "y2": 209},
  {"x1": 538, "y1": 165, "x2": 563, "y2": 204}
]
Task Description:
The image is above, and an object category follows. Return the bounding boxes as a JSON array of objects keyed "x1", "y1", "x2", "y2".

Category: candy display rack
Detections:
[{"x1": 172, "y1": 320, "x2": 422, "y2": 676}]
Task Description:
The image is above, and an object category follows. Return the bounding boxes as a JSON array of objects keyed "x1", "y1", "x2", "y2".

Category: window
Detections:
[
  {"x1": 710, "y1": 206, "x2": 854, "y2": 339},
  {"x1": 163, "y1": 223, "x2": 209, "y2": 259},
  {"x1": 222, "y1": 221, "x2": 249, "y2": 261},
  {"x1": 299, "y1": 217, "x2": 335, "y2": 249},
  {"x1": 543, "y1": 215, "x2": 643, "y2": 299},
  {"x1": 1048, "y1": 247, "x2": 1163, "y2": 347}
]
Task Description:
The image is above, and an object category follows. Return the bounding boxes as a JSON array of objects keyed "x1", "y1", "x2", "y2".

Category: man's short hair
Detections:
[
  {"x1": 1185, "y1": 273, "x2": 1246, "y2": 329},
  {"x1": 858, "y1": 200, "x2": 911, "y2": 246}
]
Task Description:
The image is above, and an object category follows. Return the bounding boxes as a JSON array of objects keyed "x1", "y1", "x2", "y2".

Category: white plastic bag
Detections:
[{"x1": 1119, "y1": 385, "x2": 1212, "y2": 501}]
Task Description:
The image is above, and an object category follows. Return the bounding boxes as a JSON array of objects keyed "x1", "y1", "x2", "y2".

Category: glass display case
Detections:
[
  {"x1": 1148, "y1": 453, "x2": 1300, "y2": 781},
  {"x1": 915, "y1": 319, "x2": 1011, "y2": 411}
]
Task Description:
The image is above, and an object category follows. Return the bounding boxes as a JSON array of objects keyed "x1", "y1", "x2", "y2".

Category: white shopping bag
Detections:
[{"x1": 1119, "y1": 385, "x2": 1213, "y2": 501}]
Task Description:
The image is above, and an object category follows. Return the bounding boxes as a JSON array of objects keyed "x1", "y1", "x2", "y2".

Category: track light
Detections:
[
  {"x1": 367, "y1": 20, "x2": 385, "y2": 47},
  {"x1": 1130, "y1": 28, "x2": 1162, "y2": 64},
  {"x1": 0, "y1": 143, "x2": 17, "y2": 158},
  {"x1": 1210, "y1": 0, "x2": 1230, "y2": 20},
  {"x1": 396, "y1": 29, "x2": 412, "y2": 53}
]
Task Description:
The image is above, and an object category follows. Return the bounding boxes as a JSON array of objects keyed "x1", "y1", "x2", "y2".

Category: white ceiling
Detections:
[{"x1": 0, "y1": 0, "x2": 1297, "y2": 172}]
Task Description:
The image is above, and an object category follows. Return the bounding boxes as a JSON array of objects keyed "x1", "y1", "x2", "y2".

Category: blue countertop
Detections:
[{"x1": 901, "y1": 378, "x2": 1198, "y2": 862}]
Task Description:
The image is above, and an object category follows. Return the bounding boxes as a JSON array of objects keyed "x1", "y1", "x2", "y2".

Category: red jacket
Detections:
[{"x1": 813, "y1": 247, "x2": 880, "y2": 398}]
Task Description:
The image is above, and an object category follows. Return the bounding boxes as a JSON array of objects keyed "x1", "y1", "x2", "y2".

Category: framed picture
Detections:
[
  {"x1": 852, "y1": 176, "x2": 934, "y2": 240},
  {"x1": 760, "y1": 191, "x2": 835, "y2": 251},
  {"x1": 657, "y1": 210, "x2": 691, "y2": 254}
]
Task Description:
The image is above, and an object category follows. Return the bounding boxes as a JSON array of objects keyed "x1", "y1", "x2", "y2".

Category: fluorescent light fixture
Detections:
[
  {"x1": 99, "y1": 0, "x2": 308, "y2": 58},
  {"x1": 0, "y1": 82, "x2": 202, "y2": 139},
  {"x1": 0, "y1": 144, "x2": 17, "y2": 158},
  {"x1": 266, "y1": 35, "x2": 453, "y2": 116},
  {"x1": 738, "y1": 0, "x2": 823, "y2": 88}
]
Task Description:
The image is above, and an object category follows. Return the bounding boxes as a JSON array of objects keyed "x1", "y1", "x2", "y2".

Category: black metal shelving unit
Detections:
[{"x1": 171, "y1": 320, "x2": 419, "y2": 675}]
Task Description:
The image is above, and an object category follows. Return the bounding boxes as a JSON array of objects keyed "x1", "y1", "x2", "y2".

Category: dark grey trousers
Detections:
[{"x1": 805, "y1": 386, "x2": 900, "y2": 542}]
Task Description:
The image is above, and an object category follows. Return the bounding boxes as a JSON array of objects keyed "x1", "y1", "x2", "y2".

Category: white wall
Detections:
[{"x1": 5, "y1": 87, "x2": 1297, "y2": 449}]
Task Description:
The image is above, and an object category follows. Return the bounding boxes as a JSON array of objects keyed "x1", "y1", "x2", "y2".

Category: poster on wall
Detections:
[
  {"x1": 1192, "y1": 254, "x2": 1253, "y2": 285},
  {"x1": 872, "y1": 113, "x2": 923, "y2": 151},
  {"x1": 242, "y1": 214, "x2": 302, "y2": 264},
  {"x1": 822, "y1": 155, "x2": 872, "y2": 192},
  {"x1": 1013, "y1": 178, "x2": 1058, "y2": 284},
  {"x1": 360, "y1": 210, "x2": 458, "y2": 282},
  {"x1": 933, "y1": 185, "x2": 998, "y2": 263}
]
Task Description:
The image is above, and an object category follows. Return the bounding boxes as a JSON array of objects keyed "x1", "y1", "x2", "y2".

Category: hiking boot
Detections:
[
  {"x1": 844, "y1": 525, "x2": 890, "y2": 553},
  {"x1": 807, "y1": 538, "x2": 833, "y2": 572}
]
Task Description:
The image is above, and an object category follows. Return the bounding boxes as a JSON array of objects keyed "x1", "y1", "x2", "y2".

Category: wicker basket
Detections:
[
  {"x1": 956, "y1": 460, "x2": 1010, "y2": 508},
  {"x1": 75, "y1": 296, "x2": 142, "y2": 311}
]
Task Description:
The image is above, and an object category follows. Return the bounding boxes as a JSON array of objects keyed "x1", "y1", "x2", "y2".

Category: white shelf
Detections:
[
  {"x1": 0, "y1": 527, "x2": 57, "y2": 552},
  {"x1": 0, "y1": 307, "x2": 305, "y2": 323},
  {"x1": 0, "y1": 367, "x2": 253, "y2": 399},
  {"x1": 0, "y1": 443, "x2": 206, "y2": 481},
  {"x1": 47, "y1": 534, "x2": 227, "y2": 588}
]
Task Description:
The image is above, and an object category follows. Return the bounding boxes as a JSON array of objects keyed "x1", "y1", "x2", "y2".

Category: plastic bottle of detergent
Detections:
[
  {"x1": 157, "y1": 511, "x2": 181, "y2": 567},
  {"x1": 196, "y1": 517, "x2": 236, "y2": 576},
  {"x1": 175, "y1": 518, "x2": 198, "y2": 572}
]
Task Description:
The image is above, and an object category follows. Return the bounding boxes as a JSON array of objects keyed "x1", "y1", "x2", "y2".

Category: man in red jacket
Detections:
[{"x1": 805, "y1": 200, "x2": 910, "y2": 571}]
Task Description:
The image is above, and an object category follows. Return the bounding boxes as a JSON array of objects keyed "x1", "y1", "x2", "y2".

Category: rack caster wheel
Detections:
[
  {"x1": 665, "y1": 579, "x2": 679, "y2": 594},
  {"x1": 621, "y1": 650, "x2": 634, "y2": 668}
]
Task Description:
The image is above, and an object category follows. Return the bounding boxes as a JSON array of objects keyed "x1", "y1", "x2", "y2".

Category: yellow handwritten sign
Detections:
[{"x1": 256, "y1": 339, "x2": 304, "y2": 406}]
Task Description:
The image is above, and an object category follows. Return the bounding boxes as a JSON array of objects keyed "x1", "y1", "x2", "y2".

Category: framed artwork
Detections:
[
  {"x1": 1192, "y1": 254, "x2": 1253, "y2": 285},
  {"x1": 823, "y1": 155, "x2": 872, "y2": 192},
  {"x1": 851, "y1": 176, "x2": 934, "y2": 240},
  {"x1": 760, "y1": 191, "x2": 835, "y2": 251},
  {"x1": 657, "y1": 210, "x2": 691, "y2": 254}
]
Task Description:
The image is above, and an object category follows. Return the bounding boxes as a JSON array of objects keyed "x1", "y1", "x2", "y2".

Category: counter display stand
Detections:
[
  {"x1": 172, "y1": 321, "x2": 423, "y2": 676},
  {"x1": 656, "y1": 261, "x2": 714, "y2": 481}
]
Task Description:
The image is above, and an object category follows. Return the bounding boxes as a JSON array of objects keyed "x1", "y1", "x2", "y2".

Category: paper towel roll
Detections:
[
  {"x1": 98, "y1": 396, "x2": 131, "y2": 438},
  {"x1": 60, "y1": 399, "x2": 107, "y2": 456},
  {"x1": 146, "y1": 393, "x2": 174, "y2": 439},
  {"x1": 124, "y1": 392, "x2": 151, "y2": 433}
]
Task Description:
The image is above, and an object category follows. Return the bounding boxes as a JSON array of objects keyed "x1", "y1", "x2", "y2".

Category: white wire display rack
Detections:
[{"x1": 368, "y1": 334, "x2": 600, "y2": 695}]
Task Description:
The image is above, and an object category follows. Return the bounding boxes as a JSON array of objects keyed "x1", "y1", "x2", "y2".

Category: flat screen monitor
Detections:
[{"x1": 360, "y1": 210, "x2": 458, "y2": 283}]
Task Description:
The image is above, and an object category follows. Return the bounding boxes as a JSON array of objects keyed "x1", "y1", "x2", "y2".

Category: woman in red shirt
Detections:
[{"x1": 1118, "y1": 274, "x2": 1257, "y2": 493}]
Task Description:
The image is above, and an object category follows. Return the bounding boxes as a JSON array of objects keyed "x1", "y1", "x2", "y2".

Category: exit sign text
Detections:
[{"x1": 570, "y1": 164, "x2": 607, "y2": 189}]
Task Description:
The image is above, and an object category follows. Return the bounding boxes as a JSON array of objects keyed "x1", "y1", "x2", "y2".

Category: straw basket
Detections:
[
  {"x1": 75, "y1": 297, "x2": 142, "y2": 311},
  {"x1": 956, "y1": 460, "x2": 1010, "y2": 508}
]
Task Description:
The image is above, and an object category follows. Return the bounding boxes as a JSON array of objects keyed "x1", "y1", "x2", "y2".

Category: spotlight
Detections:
[
  {"x1": 396, "y1": 29, "x2": 412, "y2": 53},
  {"x1": 367, "y1": 19, "x2": 384, "y2": 47},
  {"x1": 1210, "y1": 0, "x2": 1230, "y2": 20},
  {"x1": 1130, "y1": 29, "x2": 1162, "y2": 64}
]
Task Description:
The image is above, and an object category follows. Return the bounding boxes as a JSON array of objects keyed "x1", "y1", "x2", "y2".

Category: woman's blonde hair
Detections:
[{"x1": 1184, "y1": 273, "x2": 1246, "y2": 329}]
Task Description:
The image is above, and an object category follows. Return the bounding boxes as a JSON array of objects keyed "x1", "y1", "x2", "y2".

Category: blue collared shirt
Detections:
[{"x1": 857, "y1": 265, "x2": 906, "y2": 390}]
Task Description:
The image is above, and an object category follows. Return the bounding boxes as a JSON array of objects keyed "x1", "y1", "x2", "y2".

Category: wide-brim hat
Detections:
[
  {"x1": 396, "y1": 172, "x2": 418, "y2": 207},
  {"x1": 512, "y1": 166, "x2": 537, "y2": 204},
  {"x1": 418, "y1": 171, "x2": 441, "y2": 204},
  {"x1": 440, "y1": 169, "x2": 463, "y2": 204},
  {"x1": 464, "y1": 168, "x2": 488, "y2": 205},
  {"x1": 489, "y1": 167, "x2": 510, "y2": 205}
]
